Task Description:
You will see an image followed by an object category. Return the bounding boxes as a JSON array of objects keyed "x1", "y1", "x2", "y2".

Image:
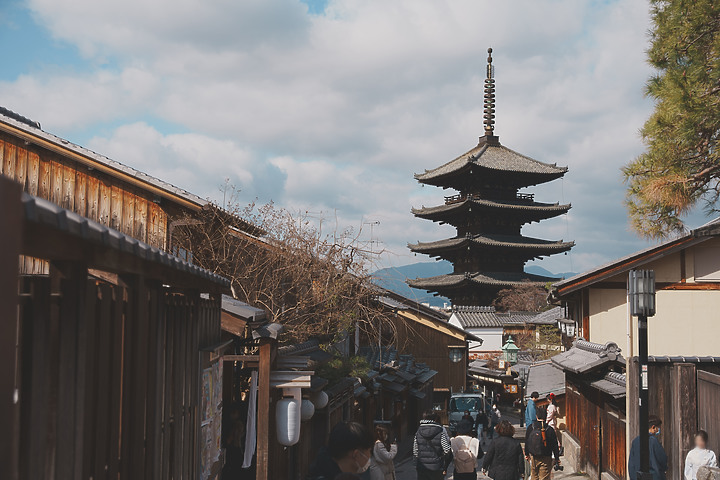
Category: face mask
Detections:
[{"x1": 355, "y1": 451, "x2": 371, "y2": 474}]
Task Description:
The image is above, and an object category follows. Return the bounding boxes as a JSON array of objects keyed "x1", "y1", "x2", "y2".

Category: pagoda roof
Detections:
[
  {"x1": 407, "y1": 271, "x2": 557, "y2": 290},
  {"x1": 408, "y1": 233, "x2": 574, "y2": 255},
  {"x1": 415, "y1": 137, "x2": 567, "y2": 187},
  {"x1": 412, "y1": 198, "x2": 570, "y2": 221}
]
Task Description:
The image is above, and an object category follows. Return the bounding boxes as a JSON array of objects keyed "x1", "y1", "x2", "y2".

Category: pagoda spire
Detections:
[{"x1": 483, "y1": 47, "x2": 496, "y2": 137}]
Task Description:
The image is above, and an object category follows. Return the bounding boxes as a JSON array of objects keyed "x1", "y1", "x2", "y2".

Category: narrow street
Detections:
[{"x1": 394, "y1": 410, "x2": 587, "y2": 480}]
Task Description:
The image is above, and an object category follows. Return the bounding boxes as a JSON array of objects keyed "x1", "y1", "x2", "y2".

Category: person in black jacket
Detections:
[
  {"x1": 413, "y1": 411, "x2": 452, "y2": 480},
  {"x1": 525, "y1": 408, "x2": 561, "y2": 480},
  {"x1": 482, "y1": 420, "x2": 525, "y2": 480},
  {"x1": 307, "y1": 422, "x2": 374, "y2": 480}
]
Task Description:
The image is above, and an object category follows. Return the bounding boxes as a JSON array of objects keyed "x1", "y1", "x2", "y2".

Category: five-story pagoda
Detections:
[{"x1": 408, "y1": 48, "x2": 574, "y2": 306}]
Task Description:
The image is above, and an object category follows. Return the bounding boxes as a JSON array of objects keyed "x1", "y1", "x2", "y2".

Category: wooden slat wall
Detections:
[
  {"x1": 0, "y1": 136, "x2": 170, "y2": 256},
  {"x1": 15, "y1": 270, "x2": 222, "y2": 480}
]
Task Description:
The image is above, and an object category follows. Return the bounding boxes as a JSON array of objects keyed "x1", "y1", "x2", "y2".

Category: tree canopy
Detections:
[{"x1": 624, "y1": 0, "x2": 720, "y2": 237}]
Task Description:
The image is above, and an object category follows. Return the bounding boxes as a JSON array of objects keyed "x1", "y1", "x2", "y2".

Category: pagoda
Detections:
[{"x1": 407, "y1": 48, "x2": 574, "y2": 306}]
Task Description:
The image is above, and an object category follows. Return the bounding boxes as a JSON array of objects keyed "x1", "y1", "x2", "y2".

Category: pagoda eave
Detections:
[
  {"x1": 411, "y1": 199, "x2": 571, "y2": 223},
  {"x1": 407, "y1": 271, "x2": 558, "y2": 291},
  {"x1": 408, "y1": 236, "x2": 575, "y2": 255}
]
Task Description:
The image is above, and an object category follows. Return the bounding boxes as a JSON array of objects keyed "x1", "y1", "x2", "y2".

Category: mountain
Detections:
[{"x1": 372, "y1": 261, "x2": 577, "y2": 307}]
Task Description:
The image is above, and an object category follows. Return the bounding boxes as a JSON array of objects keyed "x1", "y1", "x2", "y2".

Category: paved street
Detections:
[{"x1": 395, "y1": 413, "x2": 587, "y2": 480}]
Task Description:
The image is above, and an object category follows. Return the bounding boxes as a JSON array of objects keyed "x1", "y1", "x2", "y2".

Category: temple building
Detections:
[{"x1": 408, "y1": 48, "x2": 574, "y2": 306}]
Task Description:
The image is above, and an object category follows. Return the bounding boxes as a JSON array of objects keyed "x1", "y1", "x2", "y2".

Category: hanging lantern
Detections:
[
  {"x1": 276, "y1": 397, "x2": 301, "y2": 446},
  {"x1": 310, "y1": 390, "x2": 329, "y2": 409},
  {"x1": 301, "y1": 399, "x2": 315, "y2": 421}
]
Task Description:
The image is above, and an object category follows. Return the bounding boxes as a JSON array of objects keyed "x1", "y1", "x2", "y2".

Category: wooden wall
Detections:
[
  {"x1": 15, "y1": 268, "x2": 221, "y2": 480},
  {"x1": 0, "y1": 133, "x2": 172, "y2": 268},
  {"x1": 628, "y1": 360, "x2": 720, "y2": 480},
  {"x1": 565, "y1": 379, "x2": 626, "y2": 479},
  {"x1": 393, "y1": 313, "x2": 467, "y2": 391}
]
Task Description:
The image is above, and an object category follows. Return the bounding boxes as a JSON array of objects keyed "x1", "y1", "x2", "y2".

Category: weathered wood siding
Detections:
[
  {"x1": 0, "y1": 133, "x2": 171, "y2": 267},
  {"x1": 16, "y1": 271, "x2": 221, "y2": 480}
]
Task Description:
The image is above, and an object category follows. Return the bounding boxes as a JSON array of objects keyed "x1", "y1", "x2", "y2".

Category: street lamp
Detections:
[
  {"x1": 501, "y1": 336, "x2": 520, "y2": 365},
  {"x1": 628, "y1": 269, "x2": 656, "y2": 480},
  {"x1": 518, "y1": 365, "x2": 529, "y2": 427}
]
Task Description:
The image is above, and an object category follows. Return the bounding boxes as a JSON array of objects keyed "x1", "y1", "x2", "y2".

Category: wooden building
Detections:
[
  {"x1": 1, "y1": 177, "x2": 229, "y2": 480},
  {"x1": 552, "y1": 340, "x2": 627, "y2": 480},
  {"x1": 0, "y1": 106, "x2": 221, "y2": 273},
  {"x1": 407, "y1": 50, "x2": 573, "y2": 306}
]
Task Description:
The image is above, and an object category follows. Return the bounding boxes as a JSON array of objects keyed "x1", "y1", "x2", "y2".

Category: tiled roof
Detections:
[
  {"x1": 589, "y1": 372, "x2": 626, "y2": 399},
  {"x1": 407, "y1": 271, "x2": 557, "y2": 290},
  {"x1": 499, "y1": 311, "x2": 538, "y2": 325},
  {"x1": 222, "y1": 295, "x2": 267, "y2": 322},
  {"x1": 22, "y1": 192, "x2": 229, "y2": 287},
  {"x1": 452, "y1": 306, "x2": 500, "y2": 328},
  {"x1": 525, "y1": 306, "x2": 567, "y2": 326},
  {"x1": 551, "y1": 340, "x2": 624, "y2": 374},
  {"x1": 412, "y1": 198, "x2": 571, "y2": 218},
  {"x1": 409, "y1": 234, "x2": 574, "y2": 254},
  {"x1": 415, "y1": 138, "x2": 567, "y2": 183},
  {"x1": 524, "y1": 360, "x2": 565, "y2": 399}
]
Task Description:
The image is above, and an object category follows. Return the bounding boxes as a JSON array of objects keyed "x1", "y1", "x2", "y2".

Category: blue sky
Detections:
[{"x1": 0, "y1": 0, "x2": 706, "y2": 275}]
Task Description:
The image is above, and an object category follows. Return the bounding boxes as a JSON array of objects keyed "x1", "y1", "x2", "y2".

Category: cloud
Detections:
[{"x1": 4, "y1": 0, "x2": 695, "y2": 276}]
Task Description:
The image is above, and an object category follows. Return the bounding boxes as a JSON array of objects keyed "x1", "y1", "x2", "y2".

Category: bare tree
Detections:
[
  {"x1": 172, "y1": 186, "x2": 389, "y2": 344},
  {"x1": 492, "y1": 282, "x2": 549, "y2": 313}
]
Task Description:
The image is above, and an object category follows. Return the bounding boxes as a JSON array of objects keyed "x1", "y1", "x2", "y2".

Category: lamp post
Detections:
[
  {"x1": 518, "y1": 365, "x2": 529, "y2": 427},
  {"x1": 628, "y1": 269, "x2": 656, "y2": 480}
]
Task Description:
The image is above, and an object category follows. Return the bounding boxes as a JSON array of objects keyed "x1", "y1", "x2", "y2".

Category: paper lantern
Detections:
[
  {"x1": 310, "y1": 390, "x2": 328, "y2": 409},
  {"x1": 276, "y1": 398, "x2": 301, "y2": 446},
  {"x1": 301, "y1": 399, "x2": 315, "y2": 421}
]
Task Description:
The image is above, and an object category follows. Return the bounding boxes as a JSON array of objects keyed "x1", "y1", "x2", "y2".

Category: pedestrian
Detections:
[
  {"x1": 369, "y1": 425, "x2": 397, "y2": 480},
  {"x1": 450, "y1": 419, "x2": 482, "y2": 480},
  {"x1": 525, "y1": 407, "x2": 561, "y2": 480},
  {"x1": 476, "y1": 409, "x2": 489, "y2": 444},
  {"x1": 307, "y1": 421, "x2": 375, "y2": 480},
  {"x1": 525, "y1": 391, "x2": 539, "y2": 428},
  {"x1": 628, "y1": 415, "x2": 667, "y2": 480},
  {"x1": 545, "y1": 394, "x2": 559, "y2": 429},
  {"x1": 482, "y1": 420, "x2": 525, "y2": 480},
  {"x1": 489, "y1": 404, "x2": 502, "y2": 439},
  {"x1": 413, "y1": 410, "x2": 452, "y2": 480},
  {"x1": 684, "y1": 430, "x2": 717, "y2": 480}
]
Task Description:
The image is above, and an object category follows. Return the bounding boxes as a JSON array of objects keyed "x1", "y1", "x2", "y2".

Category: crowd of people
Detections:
[{"x1": 305, "y1": 394, "x2": 719, "y2": 480}]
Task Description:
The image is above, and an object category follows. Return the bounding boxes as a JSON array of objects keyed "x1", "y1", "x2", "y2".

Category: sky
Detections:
[{"x1": 0, "y1": 0, "x2": 707, "y2": 275}]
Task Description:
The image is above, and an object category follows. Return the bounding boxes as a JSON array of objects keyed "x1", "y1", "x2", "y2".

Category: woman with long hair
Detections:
[
  {"x1": 481, "y1": 420, "x2": 525, "y2": 480},
  {"x1": 369, "y1": 425, "x2": 397, "y2": 480},
  {"x1": 546, "y1": 393, "x2": 559, "y2": 429}
]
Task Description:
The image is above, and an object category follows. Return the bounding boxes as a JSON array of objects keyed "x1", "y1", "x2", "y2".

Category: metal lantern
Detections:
[
  {"x1": 449, "y1": 347, "x2": 464, "y2": 363},
  {"x1": 501, "y1": 336, "x2": 520, "y2": 365},
  {"x1": 566, "y1": 323, "x2": 576, "y2": 337},
  {"x1": 628, "y1": 270, "x2": 656, "y2": 317}
]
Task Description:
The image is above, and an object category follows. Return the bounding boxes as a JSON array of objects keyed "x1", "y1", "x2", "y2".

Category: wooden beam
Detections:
[
  {"x1": 672, "y1": 363, "x2": 697, "y2": 480},
  {"x1": 0, "y1": 177, "x2": 21, "y2": 480},
  {"x1": 257, "y1": 340, "x2": 272, "y2": 480},
  {"x1": 222, "y1": 355, "x2": 259, "y2": 362}
]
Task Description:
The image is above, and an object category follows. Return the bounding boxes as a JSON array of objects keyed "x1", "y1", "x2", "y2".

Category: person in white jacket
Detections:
[
  {"x1": 369, "y1": 425, "x2": 397, "y2": 480},
  {"x1": 685, "y1": 430, "x2": 718, "y2": 480}
]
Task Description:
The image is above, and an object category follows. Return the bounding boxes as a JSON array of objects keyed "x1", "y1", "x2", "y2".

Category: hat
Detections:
[{"x1": 547, "y1": 393, "x2": 555, "y2": 399}]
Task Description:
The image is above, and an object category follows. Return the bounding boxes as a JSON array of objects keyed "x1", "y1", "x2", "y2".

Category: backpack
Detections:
[
  {"x1": 454, "y1": 437, "x2": 477, "y2": 474},
  {"x1": 526, "y1": 422, "x2": 548, "y2": 456}
]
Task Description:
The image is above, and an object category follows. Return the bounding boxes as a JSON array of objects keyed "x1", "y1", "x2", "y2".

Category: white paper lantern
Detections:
[
  {"x1": 301, "y1": 399, "x2": 315, "y2": 421},
  {"x1": 310, "y1": 390, "x2": 329, "y2": 410},
  {"x1": 276, "y1": 398, "x2": 301, "y2": 446}
]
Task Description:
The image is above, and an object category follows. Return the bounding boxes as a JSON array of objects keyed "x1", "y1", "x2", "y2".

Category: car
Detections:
[{"x1": 447, "y1": 393, "x2": 486, "y2": 434}]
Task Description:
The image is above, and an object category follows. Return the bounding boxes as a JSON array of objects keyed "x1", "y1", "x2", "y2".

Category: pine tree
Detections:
[{"x1": 624, "y1": 0, "x2": 720, "y2": 237}]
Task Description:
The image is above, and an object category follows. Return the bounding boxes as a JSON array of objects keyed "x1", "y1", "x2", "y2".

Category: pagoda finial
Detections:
[{"x1": 483, "y1": 47, "x2": 496, "y2": 137}]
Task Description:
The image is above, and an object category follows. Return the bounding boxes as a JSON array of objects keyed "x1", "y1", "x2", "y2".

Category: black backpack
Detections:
[{"x1": 526, "y1": 422, "x2": 548, "y2": 456}]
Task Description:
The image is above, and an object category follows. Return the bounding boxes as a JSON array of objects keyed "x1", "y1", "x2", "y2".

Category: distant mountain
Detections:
[
  {"x1": 372, "y1": 261, "x2": 452, "y2": 307},
  {"x1": 524, "y1": 265, "x2": 577, "y2": 280},
  {"x1": 372, "y1": 261, "x2": 577, "y2": 307}
]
